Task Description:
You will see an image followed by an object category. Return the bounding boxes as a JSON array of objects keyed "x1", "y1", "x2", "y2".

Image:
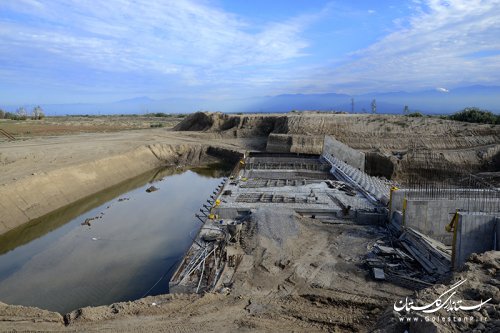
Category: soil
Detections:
[
  {"x1": 0, "y1": 210, "x2": 412, "y2": 332},
  {"x1": 175, "y1": 112, "x2": 500, "y2": 181},
  {"x1": 0, "y1": 116, "x2": 182, "y2": 138},
  {"x1": 0, "y1": 113, "x2": 498, "y2": 332}
]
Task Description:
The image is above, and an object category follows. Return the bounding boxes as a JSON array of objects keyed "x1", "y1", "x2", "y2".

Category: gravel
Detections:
[{"x1": 252, "y1": 207, "x2": 298, "y2": 247}]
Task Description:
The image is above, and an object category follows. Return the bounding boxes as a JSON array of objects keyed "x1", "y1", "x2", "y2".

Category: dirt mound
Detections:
[
  {"x1": 173, "y1": 112, "x2": 215, "y2": 131},
  {"x1": 174, "y1": 112, "x2": 500, "y2": 181},
  {"x1": 174, "y1": 112, "x2": 288, "y2": 137}
]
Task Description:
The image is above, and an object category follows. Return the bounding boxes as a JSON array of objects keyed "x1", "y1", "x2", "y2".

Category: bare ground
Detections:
[
  {"x1": 0, "y1": 113, "x2": 498, "y2": 332},
  {"x1": 0, "y1": 211, "x2": 412, "y2": 332}
]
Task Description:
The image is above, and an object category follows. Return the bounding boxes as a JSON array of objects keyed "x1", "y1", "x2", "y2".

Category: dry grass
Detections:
[{"x1": 0, "y1": 116, "x2": 183, "y2": 138}]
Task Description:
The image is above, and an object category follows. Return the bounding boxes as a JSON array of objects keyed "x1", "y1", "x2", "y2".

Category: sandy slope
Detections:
[{"x1": 0, "y1": 129, "x2": 264, "y2": 234}]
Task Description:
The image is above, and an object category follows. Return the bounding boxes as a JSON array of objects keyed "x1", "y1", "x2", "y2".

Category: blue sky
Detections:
[{"x1": 1, "y1": 0, "x2": 500, "y2": 105}]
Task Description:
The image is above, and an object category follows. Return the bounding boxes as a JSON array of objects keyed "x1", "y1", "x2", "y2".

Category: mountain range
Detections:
[{"x1": 3, "y1": 85, "x2": 500, "y2": 115}]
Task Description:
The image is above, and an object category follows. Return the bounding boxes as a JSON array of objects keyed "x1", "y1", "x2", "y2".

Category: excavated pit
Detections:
[
  {"x1": 1, "y1": 113, "x2": 499, "y2": 332},
  {"x1": 0, "y1": 153, "x2": 239, "y2": 314},
  {"x1": 175, "y1": 112, "x2": 500, "y2": 182}
]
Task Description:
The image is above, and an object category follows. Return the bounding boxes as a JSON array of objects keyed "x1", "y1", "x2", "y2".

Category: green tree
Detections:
[
  {"x1": 371, "y1": 99, "x2": 377, "y2": 114},
  {"x1": 0, "y1": 109, "x2": 5, "y2": 119},
  {"x1": 448, "y1": 107, "x2": 499, "y2": 124}
]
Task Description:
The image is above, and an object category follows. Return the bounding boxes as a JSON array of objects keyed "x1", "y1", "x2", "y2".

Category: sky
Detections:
[{"x1": 1, "y1": 0, "x2": 500, "y2": 105}]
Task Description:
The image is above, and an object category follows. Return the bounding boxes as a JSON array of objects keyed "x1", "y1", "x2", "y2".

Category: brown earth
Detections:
[
  {"x1": 0, "y1": 113, "x2": 498, "y2": 332},
  {"x1": 176, "y1": 112, "x2": 500, "y2": 181},
  {"x1": 1, "y1": 212, "x2": 498, "y2": 332},
  {"x1": 0, "y1": 209, "x2": 413, "y2": 332},
  {"x1": 0, "y1": 115, "x2": 183, "y2": 138},
  {"x1": 372, "y1": 251, "x2": 500, "y2": 333}
]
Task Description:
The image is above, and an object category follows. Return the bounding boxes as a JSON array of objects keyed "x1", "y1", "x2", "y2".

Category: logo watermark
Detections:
[{"x1": 394, "y1": 279, "x2": 492, "y2": 323}]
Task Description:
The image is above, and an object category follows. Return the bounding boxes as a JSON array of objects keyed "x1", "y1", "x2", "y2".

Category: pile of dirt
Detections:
[
  {"x1": 0, "y1": 208, "x2": 412, "y2": 332},
  {"x1": 372, "y1": 251, "x2": 500, "y2": 333},
  {"x1": 173, "y1": 112, "x2": 215, "y2": 131},
  {"x1": 174, "y1": 112, "x2": 500, "y2": 182},
  {"x1": 253, "y1": 207, "x2": 299, "y2": 247},
  {"x1": 173, "y1": 111, "x2": 288, "y2": 137},
  {"x1": 266, "y1": 133, "x2": 325, "y2": 155}
]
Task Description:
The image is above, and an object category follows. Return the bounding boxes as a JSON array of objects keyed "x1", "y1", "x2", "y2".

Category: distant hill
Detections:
[
  {"x1": 2, "y1": 85, "x2": 499, "y2": 115},
  {"x1": 248, "y1": 85, "x2": 500, "y2": 114}
]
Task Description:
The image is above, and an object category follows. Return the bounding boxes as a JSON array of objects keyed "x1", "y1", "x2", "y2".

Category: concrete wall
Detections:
[
  {"x1": 355, "y1": 211, "x2": 386, "y2": 225},
  {"x1": 390, "y1": 211, "x2": 403, "y2": 231},
  {"x1": 404, "y1": 198, "x2": 499, "y2": 245},
  {"x1": 404, "y1": 199, "x2": 456, "y2": 244},
  {"x1": 453, "y1": 213, "x2": 499, "y2": 269},
  {"x1": 322, "y1": 136, "x2": 365, "y2": 171},
  {"x1": 213, "y1": 207, "x2": 251, "y2": 219},
  {"x1": 389, "y1": 190, "x2": 406, "y2": 213},
  {"x1": 497, "y1": 219, "x2": 500, "y2": 251}
]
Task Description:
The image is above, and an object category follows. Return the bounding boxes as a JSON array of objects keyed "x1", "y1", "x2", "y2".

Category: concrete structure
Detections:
[
  {"x1": 390, "y1": 189, "x2": 500, "y2": 245},
  {"x1": 323, "y1": 136, "x2": 365, "y2": 171},
  {"x1": 404, "y1": 199, "x2": 462, "y2": 245},
  {"x1": 171, "y1": 152, "x2": 386, "y2": 294},
  {"x1": 323, "y1": 152, "x2": 390, "y2": 205},
  {"x1": 214, "y1": 154, "x2": 377, "y2": 220},
  {"x1": 453, "y1": 212, "x2": 500, "y2": 269}
]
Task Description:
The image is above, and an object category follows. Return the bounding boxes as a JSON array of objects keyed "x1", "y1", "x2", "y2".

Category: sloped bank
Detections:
[{"x1": 0, "y1": 143, "x2": 242, "y2": 236}]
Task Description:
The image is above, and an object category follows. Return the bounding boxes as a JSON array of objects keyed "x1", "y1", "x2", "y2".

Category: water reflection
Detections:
[{"x1": 0, "y1": 165, "x2": 228, "y2": 313}]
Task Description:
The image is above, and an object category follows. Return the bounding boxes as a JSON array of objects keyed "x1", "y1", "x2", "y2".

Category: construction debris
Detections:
[
  {"x1": 366, "y1": 225, "x2": 452, "y2": 290},
  {"x1": 146, "y1": 186, "x2": 159, "y2": 193}
]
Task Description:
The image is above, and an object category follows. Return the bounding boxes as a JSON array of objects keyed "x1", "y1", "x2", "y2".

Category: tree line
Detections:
[{"x1": 0, "y1": 106, "x2": 45, "y2": 120}]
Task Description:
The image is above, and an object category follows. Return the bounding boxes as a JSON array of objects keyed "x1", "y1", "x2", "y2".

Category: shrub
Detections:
[
  {"x1": 448, "y1": 107, "x2": 499, "y2": 124},
  {"x1": 4, "y1": 111, "x2": 26, "y2": 120},
  {"x1": 145, "y1": 112, "x2": 171, "y2": 117},
  {"x1": 408, "y1": 112, "x2": 424, "y2": 117}
]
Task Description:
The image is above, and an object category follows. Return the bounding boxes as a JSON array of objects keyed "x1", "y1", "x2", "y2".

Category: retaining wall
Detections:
[
  {"x1": 389, "y1": 189, "x2": 499, "y2": 245},
  {"x1": 404, "y1": 199, "x2": 459, "y2": 245},
  {"x1": 322, "y1": 136, "x2": 365, "y2": 171},
  {"x1": 453, "y1": 212, "x2": 499, "y2": 268}
]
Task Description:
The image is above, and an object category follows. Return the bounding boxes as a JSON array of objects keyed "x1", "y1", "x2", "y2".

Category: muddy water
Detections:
[{"x1": 0, "y1": 164, "x2": 229, "y2": 314}]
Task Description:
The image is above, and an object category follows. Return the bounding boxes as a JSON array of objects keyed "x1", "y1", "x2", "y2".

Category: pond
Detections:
[{"x1": 0, "y1": 164, "x2": 229, "y2": 314}]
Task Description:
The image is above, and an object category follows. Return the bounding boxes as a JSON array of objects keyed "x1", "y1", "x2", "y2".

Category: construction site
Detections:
[
  {"x1": 169, "y1": 132, "x2": 499, "y2": 295},
  {"x1": 0, "y1": 112, "x2": 499, "y2": 332}
]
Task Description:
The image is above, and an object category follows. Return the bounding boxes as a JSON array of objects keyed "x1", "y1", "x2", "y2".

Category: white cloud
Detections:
[
  {"x1": 298, "y1": 0, "x2": 500, "y2": 93},
  {"x1": 0, "y1": 1, "x2": 314, "y2": 85}
]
